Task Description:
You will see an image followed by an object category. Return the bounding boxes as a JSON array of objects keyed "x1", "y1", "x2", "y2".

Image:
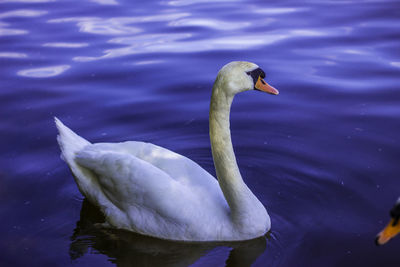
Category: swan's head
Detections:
[
  {"x1": 376, "y1": 198, "x2": 400, "y2": 245},
  {"x1": 216, "y1": 61, "x2": 279, "y2": 96}
]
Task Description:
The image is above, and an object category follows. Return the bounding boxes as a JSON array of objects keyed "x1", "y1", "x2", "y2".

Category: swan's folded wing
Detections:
[
  {"x1": 89, "y1": 141, "x2": 220, "y2": 190},
  {"x1": 75, "y1": 145, "x2": 194, "y2": 232}
]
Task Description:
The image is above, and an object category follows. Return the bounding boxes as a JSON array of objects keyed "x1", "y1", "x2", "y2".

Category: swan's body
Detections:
[{"x1": 56, "y1": 61, "x2": 278, "y2": 241}]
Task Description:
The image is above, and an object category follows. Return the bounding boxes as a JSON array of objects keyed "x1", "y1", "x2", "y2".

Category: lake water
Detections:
[{"x1": 1, "y1": 0, "x2": 400, "y2": 266}]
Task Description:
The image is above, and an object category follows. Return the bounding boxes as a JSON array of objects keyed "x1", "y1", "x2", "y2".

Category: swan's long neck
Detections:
[{"x1": 209, "y1": 79, "x2": 265, "y2": 226}]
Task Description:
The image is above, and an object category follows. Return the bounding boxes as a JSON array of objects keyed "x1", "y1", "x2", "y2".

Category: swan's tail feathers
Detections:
[
  {"x1": 55, "y1": 117, "x2": 90, "y2": 163},
  {"x1": 55, "y1": 117, "x2": 102, "y2": 203}
]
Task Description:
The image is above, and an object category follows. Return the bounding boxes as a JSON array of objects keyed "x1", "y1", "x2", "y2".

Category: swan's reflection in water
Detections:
[{"x1": 70, "y1": 199, "x2": 267, "y2": 266}]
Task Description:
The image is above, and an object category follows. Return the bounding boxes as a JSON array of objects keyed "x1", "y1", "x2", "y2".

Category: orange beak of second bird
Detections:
[{"x1": 376, "y1": 218, "x2": 400, "y2": 245}]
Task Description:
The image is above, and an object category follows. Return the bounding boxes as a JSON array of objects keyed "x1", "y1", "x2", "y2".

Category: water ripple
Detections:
[
  {"x1": 42, "y1": 42, "x2": 89, "y2": 48},
  {"x1": 390, "y1": 62, "x2": 400, "y2": 68},
  {"x1": 0, "y1": 52, "x2": 27, "y2": 58},
  {"x1": 71, "y1": 26, "x2": 352, "y2": 62},
  {"x1": 48, "y1": 13, "x2": 190, "y2": 35},
  {"x1": 89, "y1": 0, "x2": 118, "y2": 5},
  {"x1": 252, "y1": 7, "x2": 307, "y2": 15},
  {"x1": 164, "y1": 0, "x2": 240, "y2": 6},
  {"x1": 0, "y1": 10, "x2": 47, "y2": 18},
  {"x1": 0, "y1": 22, "x2": 27, "y2": 35},
  {"x1": 73, "y1": 33, "x2": 281, "y2": 62},
  {"x1": 0, "y1": 9, "x2": 47, "y2": 36},
  {"x1": 17, "y1": 65, "x2": 70, "y2": 78},
  {"x1": 0, "y1": 0, "x2": 54, "y2": 2},
  {"x1": 168, "y1": 18, "x2": 251, "y2": 30}
]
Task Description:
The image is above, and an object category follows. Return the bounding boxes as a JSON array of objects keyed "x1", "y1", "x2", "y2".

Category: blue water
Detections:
[{"x1": 1, "y1": 0, "x2": 400, "y2": 266}]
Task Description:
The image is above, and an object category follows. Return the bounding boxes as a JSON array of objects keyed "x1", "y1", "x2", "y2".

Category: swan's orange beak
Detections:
[
  {"x1": 255, "y1": 76, "x2": 279, "y2": 95},
  {"x1": 376, "y1": 218, "x2": 400, "y2": 245}
]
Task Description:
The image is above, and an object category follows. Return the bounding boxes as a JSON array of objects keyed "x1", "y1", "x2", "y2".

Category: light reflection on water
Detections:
[
  {"x1": 90, "y1": 0, "x2": 118, "y2": 6},
  {"x1": 1, "y1": 0, "x2": 400, "y2": 266},
  {"x1": 164, "y1": 0, "x2": 242, "y2": 7},
  {"x1": 42, "y1": 42, "x2": 89, "y2": 48},
  {"x1": 47, "y1": 13, "x2": 190, "y2": 35},
  {"x1": 72, "y1": 27, "x2": 353, "y2": 62},
  {"x1": 17, "y1": 65, "x2": 70, "y2": 78},
  {"x1": 0, "y1": 9, "x2": 47, "y2": 18},
  {"x1": 0, "y1": 0, "x2": 55, "y2": 3},
  {"x1": 0, "y1": 21, "x2": 27, "y2": 35},
  {"x1": 0, "y1": 52, "x2": 27, "y2": 58}
]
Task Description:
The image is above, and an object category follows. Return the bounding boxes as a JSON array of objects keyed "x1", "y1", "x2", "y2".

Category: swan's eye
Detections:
[
  {"x1": 246, "y1": 68, "x2": 266, "y2": 85},
  {"x1": 390, "y1": 203, "x2": 400, "y2": 226}
]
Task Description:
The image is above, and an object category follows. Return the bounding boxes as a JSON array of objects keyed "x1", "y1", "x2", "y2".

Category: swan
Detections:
[
  {"x1": 376, "y1": 197, "x2": 400, "y2": 245},
  {"x1": 56, "y1": 61, "x2": 279, "y2": 241}
]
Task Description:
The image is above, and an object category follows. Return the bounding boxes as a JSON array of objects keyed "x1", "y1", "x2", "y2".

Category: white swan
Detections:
[{"x1": 56, "y1": 61, "x2": 279, "y2": 241}]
